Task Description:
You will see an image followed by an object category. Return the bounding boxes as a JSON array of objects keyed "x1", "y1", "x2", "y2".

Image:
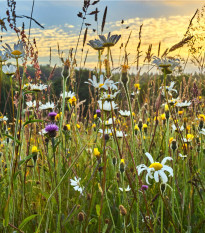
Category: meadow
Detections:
[{"x1": 0, "y1": 0, "x2": 205, "y2": 232}]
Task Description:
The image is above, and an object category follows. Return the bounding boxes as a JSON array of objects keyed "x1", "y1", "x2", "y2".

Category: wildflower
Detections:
[
  {"x1": 2, "y1": 65, "x2": 16, "y2": 75},
  {"x1": 29, "y1": 84, "x2": 47, "y2": 92},
  {"x1": 48, "y1": 111, "x2": 57, "y2": 121},
  {"x1": 176, "y1": 100, "x2": 192, "y2": 108},
  {"x1": 94, "y1": 148, "x2": 101, "y2": 159},
  {"x1": 98, "y1": 128, "x2": 112, "y2": 135},
  {"x1": 120, "y1": 159, "x2": 125, "y2": 173},
  {"x1": 171, "y1": 139, "x2": 177, "y2": 151},
  {"x1": 76, "y1": 124, "x2": 80, "y2": 129},
  {"x1": 141, "y1": 185, "x2": 149, "y2": 191},
  {"x1": 32, "y1": 146, "x2": 39, "y2": 153},
  {"x1": 69, "y1": 96, "x2": 77, "y2": 106},
  {"x1": 119, "y1": 185, "x2": 131, "y2": 192},
  {"x1": 98, "y1": 32, "x2": 121, "y2": 47},
  {"x1": 3, "y1": 41, "x2": 25, "y2": 59},
  {"x1": 138, "y1": 119, "x2": 143, "y2": 131},
  {"x1": 183, "y1": 134, "x2": 194, "y2": 143},
  {"x1": 199, "y1": 128, "x2": 205, "y2": 136},
  {"x1": 96, "y1": 109, "x2": 101, "y2": 118},
  {"x1": 85, "y1": 74, "x2": 104, "y2": 89},
  {"x1": 101, "y1": 91, "x2": 120, "y2": 101},
  {"x1": 55, "y1": 112, "x2": 62, "y2": 121},
  {"x1": 178, "y1": 111, "x2": 183, "y2": 116},
  {"x1": 169, "y1": 137, "x2": 174, "y2": 145},
  {"x1": 26, "y1": 100, "x2": 42, "y2": 109},
  {"x1": 40, "y1": 102, "x2": 55, "y2": 111},
  {"x1": 134, "y1": 83, "x2": 141, "y2": 90},
  {"x1": 94, "y1": 114, "x2": 97, "y2": 119},
  {"x1": 105, "y1": 118, "x2": 113, "y2": 126},
  {"x1": 70, "y1": 177, "x2": 83, "y2": 194},
  {"x1": 161, "y1": 113, "x2": 166, "y2": 121},
  {"x1": 92, "y1": 123, "x2": 96, "y2": 128},
  {"x1": 172, "y1": 124, "x2": 184, "y2": 132},
  {"x1": 116, "y1": 131, "x2": 127, "y2": 138},
  {"x1": 160, "y1": 81, "x2": 177, "y2": 95},
  {"x1": 119, "y1": 110, "x2": 130, "y2": 117},
  {"x1": 0, "y1": 50, "x2": 9, "y2": 62},
  {"x1": 152, "y1": 56, "x2": 180, "y2": 73},
  {"x1": 136, "y1": 152, "x2": 173, "y2": 184},
  {"x1": 45, "y1": 123, "x2": 59, "y2": 137},
  {"x1": 87, "y1": 39, "x2": 104, "y2": 50},
  {"x1": 98, "y1": 100, "x2": 118, "y2": 112},
  {"x1": 60, "y1": 91, "x2": 75, "y2": 99},
  {"x1": 134, "y1": 125, "x2": 139, "y2": 135},
  {"x1": 0, "y1": 116, "x2": 8, "y2": 121}
]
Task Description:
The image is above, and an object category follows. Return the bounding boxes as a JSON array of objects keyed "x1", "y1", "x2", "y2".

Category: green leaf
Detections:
[
  {"x1": 18, "y1": 154, "x2": 36, "y2": 166},
  {"x1": 102, "y1": 223, "x2": 108, "y2": 233},
  {"x1": 96, "y1": 204, "x2": 100, "y2": 217},
  {"x1": 19, "y1": 214, "x2": 38, "y2": 229},
  {"x1": 23, "y1": 119, "x2": 43, "y2": 127}
]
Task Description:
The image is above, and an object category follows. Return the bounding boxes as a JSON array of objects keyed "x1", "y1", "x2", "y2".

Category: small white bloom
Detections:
[
  {"x1": 116, "y1": 131, "x2": 127, "y2": 138},
  {"x1": 29, "y1": 84, "x2": 47, "y2": 92},
  {"x1": 0, "y1": 116, "x2": 8, "y2": 121},
  {"x1": 119, "y1": 185, "x2": 131, "y2": 192},
  {"x1": 101, "y1": 91, "x2": 120, "y2": 101},
  {"x1": 98, "y1": 100, "x2": 118, "y2": 111},
  {"x1": 98, "y1": 128, "x2": 112, "y2": 135},
  {"x1": 39, "y1": 102, "x2": 55, "y2": 110},
  {"x1": 176, "y1": 100, "x2": 192, "y2": 108},
  {"x1": 119, "y1": 110, "x2": 131, "y2": 117},
  {"x1": 199, "y1": 128, "x2": 205, "y2": 135},
  {"x1": 26, "y1": 100, "x2": 42, "y2": 109},
  {"x1": 160, "y1": 81, "x2": 177, "y2": 95},
  {"x1": 70, "y1": 177, "x2": 84, "y2": 194},
  {"x1": 172, "y1": 124, "x2": 184, "y2": 132},
  {"x1": 2, "y1": 65, "x2": 16, "y2": 75},
  {"x1": 60, "y1": 91, "x2": 75, "y2": 99},
  {"x1": 178, "y1": 153, "x2": 187, "y2": 159}
]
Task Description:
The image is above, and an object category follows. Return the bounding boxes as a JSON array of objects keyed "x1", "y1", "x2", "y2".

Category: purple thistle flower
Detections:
[
  {"x1": 48, "y1": 111, "x2": 57, "y2": 121},
  {"x1": 96, "y1": 109, "x2": 101, "y2": 118},
  {"x1": 141, "y1": 185, "x2": 148, "y2": 191},
  {"x1": 45, "y1": 123, "x2": 59, "y2": 137}
]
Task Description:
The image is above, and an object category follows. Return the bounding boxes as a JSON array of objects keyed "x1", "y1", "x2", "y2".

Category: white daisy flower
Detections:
[
  {"x1": 0, "y1": 50, "x2": 9, "y2": 62},
  {"x1": 152, "y1": 56, "x2": 180, "y2": 70},
  {"x1": 105, "y1": 118, "x2": 114, "y2": 126},
  {"x1": 98, "y1": 100, "x2": 118, "y2": 112},
  {"x1": 172, "y1": 124, "x2": 184, "y2": 132},
  {"x1": 178, "y1": 153, "x2": 187, "y2": 159},
  {"x1": 98, "y1": 128, "x2": 112, "y2": 135},
  {"x1": 60, "y1": 91, "x2": 75, "y2": 99},
  {"x1": 26, "y1": 100, "x2": 42, "y2": 109},
  {"x1": 160, "y1": 81, "x2": 177, "y2": 95},
  {"x1": 39, "y1": 102, "x2": 55, "y2": 110},
  {"x1": 85, "y1": 74, "x2": 104, "y2": 89},
  {"x1": 176, "y1": 100, "x2": 192, "y2": 108},
  {"x1": 199, "y1": 128, "x2": 205, "y2": 135},
  {"x1": 3, "y1": 41, "x2": 25, "y2": 59},
  {"x1": 100, "y1": 91, "x2": 120, "y2": 101},
  {"x1": 0, "y1": 116, "x2": 8, "y2": 121},
  {"x1": 136, "y1": 152, "x2": 173, "y2": 184},
  {"x1": 2, "y1": 65, "x2": 16, "y2": 75},
  {"x1": 102, "y1": 79, "x2": 118, "y2": 91},
  {"x1": 119, "y1": 110, "x2": 131, "y2": 117},
  {"x1": 39, "y1": 128, "x2": 47, "y2": 135},
  {"x1": 29, "y1": 84, "x2": 47, "y2": 92},
  {"x1": 98, "y1": 32, "x2": 121, "y2": 47},
  {"x1": 116, "y1": 131, "x2": 127, "y2": 138},
  {"x1": 70, "y1": 177, "x2": 84, "y2": 194},
  {"x1": 119, "y1": 185, "x2": 131, "y2": 192}
]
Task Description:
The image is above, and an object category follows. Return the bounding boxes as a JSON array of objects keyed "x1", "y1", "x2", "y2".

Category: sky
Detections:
[{"x1": 0, "y1": 0, "x2": 205, "y2": 73}]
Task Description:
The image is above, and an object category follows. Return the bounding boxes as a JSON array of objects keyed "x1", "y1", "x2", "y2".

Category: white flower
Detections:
[
  {"x1": 0, "y1": 50, "x2": 9, "y2": 62},
  {"x1": 119, "y1": 110, "x2": 130, "y2": 117},
  {"x1": 29, "y1": 84, "x2": 47, "y2": 92},
  {"x1": 87, "y1": 39, "x2": 104, "y2": 50},
  {"x1": 116, "y1": 131, "x2": 127, "y2": 138},
  {"x1": 2, "y1": 65, "x2": 17, "y2": 75},
  {"x1": 0, "y1": 116, "x2": 8, "y2": 121},
  {"x1": 26, "y1": 100, "x2": 42, "y2": 109},
  {"x1": 199, "y1": 128, "x2": 205, "y2": 135},
  {"x1": 119, "y1": 185, "x2": 131, "y2": 192},
  {"x1": 105, "y1": 118, "x2": 114, "y2": 126},
  {"x1": 98, "y1": 128, "x2": 112, "y2": 135},
  {"x1": 152, "y1": 56, "x2": 180, "y2": 70},
  {"x1": 85, "y1": 74, "x2": 104, "y2": 89},
  {"x1": 168, "y1": 98, "x2": 180, "y2": 105},
  {"x1": 178, "y1": 153, "x2": 187, "y2": 159},
  {"x1": 3, "y1": 41, "x2": 25, "y2": 59},
  {"x1": 136, "y1": 152, "x2": 173, "y2": 184},
  {"x1": 70, "y1": 177, "x2": 83, "y2": 194},
  {"x1": 98, "y1": 100, "x2": 118, "y2": 112},
  {"x1": 176, "y1": 100, "x2": 192, "y2": 108},
  {"x1": 160, "y1": 81, "x2": 177, "y2": 95},
  {"x1": 172, "y1": 124, "x2": 184, "y2": 132},
  {"x1": 39, "y1": 102, "x2": 55, "y2": 110},
  {"x1": 39, "y1": 128, "x2": 47, "y2": 135},
  {"x1": 100, "y1": 91, "x2": 120, "y2": 101},
  {"x1": 98, "y1": 32, "x2": 121, "y2": 47},
  {"x1": 102, "y1": 79, "x2": 118, "y2": 91},
  {"x1": 60, "y1": 91, "x2": 75, "y2": 99}
]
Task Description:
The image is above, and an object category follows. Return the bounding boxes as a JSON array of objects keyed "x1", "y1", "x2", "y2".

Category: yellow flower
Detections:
[
  {"x1": 55, "y1": 112, "x2": 62, "y2": 121},
  {"x1": 132, "y1": 112, "x2": 135, "y2": 117},
  {"x1": 198, "y1": 114, "x2": 205, "y2": 121},
  {"x1": 169, "y1": 137, "x2": 174, "y2": 145},
  {"x1": 69, "y1": 96, "x2": 77, "y2": 106},
  {"x1": 165, "y1": 104, "x2": 169, "y2": 112},
  {"x1": 186, "y1": 134, "x2": 194, "y2": 141},
  {"x1": 121, "y1": 64, "x2": 130, "y2": 73},
  {"x1": 134, "y1": 125, "x2": 139, "y2": 131},
  {"x1": 120, "y1": 159, "x2": 125, "y2": 165},
  {"x1": 94, "y1": 148, "x2": 100, "y2": 158},
  {"x1": 143, "y1": 124, "x2": 148, "y2": 129},
  {"x1": 147, "y1": 118, "x2": 150, "y2": 122},
  {"x1": 134, "y1": 83, "x2": 141, "y2": 90},
  {"x1": 94, "y1": 114, "x2": 97, "y2": 119},
  {"x1": 160, "y1": 113, "x2": 166, "y2": 120},
  {"x1": 198, "y1": 96, "x2": 202, "y2": 100},
  {"x1": 32, "y1": 146, "x2": 38, "y2": 153},
  {"x1": 76, "y1": 124, "x2": 80, "y2": 129},
  {"x1": 186, "y1": 125, "x2": 191, "y2": 132},
  {"x1": 92, "y1": 123, "x2": 96, "y2": 128},
  {"x1": 66, "y1": 124, "x2": 71, "y2": 130},
  {"x1": 178, "y1": 111, "x2": 183, "y2": 116}
]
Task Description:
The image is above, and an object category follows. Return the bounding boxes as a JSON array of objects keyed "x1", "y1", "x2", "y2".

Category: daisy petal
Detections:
[
  {"x1": 145, "y1": 152, "x2": 154, "y2": 164},
  {"x1": 161, "y1": 156, "x2": 173, "y2": 165},
  {"x1": 158, "y1": 170, "x2": 168, "y2": 183}
]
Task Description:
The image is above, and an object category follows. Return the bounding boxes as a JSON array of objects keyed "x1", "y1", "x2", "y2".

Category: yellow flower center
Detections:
[
  {"x1": 149, "y1": 162, "x2": 163, "y2": 171},
  {"x1": 107, "y1": 94, "x2": 111, "y2": 98},
  {"x1": 11, "y1": 50, "x2": 22, "y2": 56},
  {"x1": 99, "y1": 83, "x2": 104, "y2": 88}
]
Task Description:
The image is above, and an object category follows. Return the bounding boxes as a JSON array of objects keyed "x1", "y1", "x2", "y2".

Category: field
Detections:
[{"x1": 0, "y1": 1, "x2": 205, "y2": 232}]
